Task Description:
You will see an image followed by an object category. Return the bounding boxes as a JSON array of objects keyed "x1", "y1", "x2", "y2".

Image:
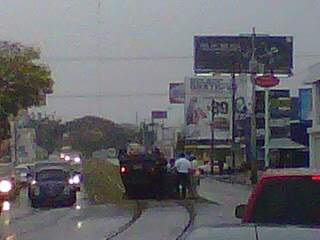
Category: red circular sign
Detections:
[{"x1": 255, "y1": 75, "x2": 280, "y2": 88}]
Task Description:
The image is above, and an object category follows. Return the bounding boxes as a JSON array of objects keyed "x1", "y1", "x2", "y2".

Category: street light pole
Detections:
[
  {"x1": 250, "y1": 27, "x2": 258, "y2": 184},
  {"x1": 264, "y1": 88, "x2": 270, "y2": 168},
  {"x1": 210, "y1": 99, "x2": 215, "y2": 175},
  {"x1": 231, "y1": 67, "x2": 237, "y2": 172}
]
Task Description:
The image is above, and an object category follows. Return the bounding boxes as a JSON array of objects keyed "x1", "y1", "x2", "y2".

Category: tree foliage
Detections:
[
  {"x1": 62, "y1": 116, "x2": 140, "y2": 157},
  {"x1": 0, "y1": 41, "x2": 54, "y2": 136},
  {"x1": 26, "y1": 118, "x2": 63, "y2": 155}
]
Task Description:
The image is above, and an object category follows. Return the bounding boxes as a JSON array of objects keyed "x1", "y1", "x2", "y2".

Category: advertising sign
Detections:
[
  {"x1": 169, "y1": 82, "x2": 185, "y2": 104},
  {"x1": 194, "y1": 35, "x2": 293, "y2": 74},
  {"x1": 151, "y1": 111, "x2": 167, "y2": 119},
  {"x1": 299, "y1": 88, "x2": 312, "y2": 120},
  {"x1": 184, "y1": 76, "x2": 232, "y2": 140}
]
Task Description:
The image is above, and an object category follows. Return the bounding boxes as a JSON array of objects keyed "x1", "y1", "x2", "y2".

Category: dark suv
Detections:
[{"x1": 29, "y1": 166, "x2": 77, "y2": 208}]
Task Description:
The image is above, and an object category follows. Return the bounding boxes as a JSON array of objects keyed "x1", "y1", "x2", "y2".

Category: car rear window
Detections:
[
  {"x1": 251, "y1": 177, "x2": 320, "y2": 225},
  {"x1": 36, "y1": 170, "x2": 68, "y2": 181}
]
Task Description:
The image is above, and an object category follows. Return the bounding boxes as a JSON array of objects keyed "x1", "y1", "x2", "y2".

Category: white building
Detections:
[{"x1": 307, "y1": 63, "x2": 320, "y2": 168}]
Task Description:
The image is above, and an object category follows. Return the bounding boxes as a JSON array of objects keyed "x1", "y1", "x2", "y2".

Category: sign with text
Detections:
[
  {"x1": 169, "y1": 82, "x2": 185, "y2": 104},
  {"x1": 194, "y1": 35, "x2": 293, "y2": 74},
  {"x1": 151, "y1": 111, "x2": 167, "y2": 119},
  {"x1": 184, "y1": 76, "x2": 232, "y2": 140}
]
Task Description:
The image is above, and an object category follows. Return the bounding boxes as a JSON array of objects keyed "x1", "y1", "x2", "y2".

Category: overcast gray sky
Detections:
[{"x1": 1, "y1": 0, "x2": 320, "y2": 124}]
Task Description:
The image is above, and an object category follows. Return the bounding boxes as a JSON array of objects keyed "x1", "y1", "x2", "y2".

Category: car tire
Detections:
[
  {"x1": 67, "y1": 192, "x2": 76, "y2": 206},
  {"x1": 31, "y1": 199, "x2": 41, "y2": 208}
]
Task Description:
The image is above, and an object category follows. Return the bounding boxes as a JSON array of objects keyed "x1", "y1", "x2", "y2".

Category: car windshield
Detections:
[
  {"x1": 251, "y1": 177, "x2": 320, "y2": 225},
  {"x1": 36, "y1": 170, "x2": 68, "y2": 182}
]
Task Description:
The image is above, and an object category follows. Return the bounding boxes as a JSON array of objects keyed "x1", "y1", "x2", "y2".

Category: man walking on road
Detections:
[{"x1": 174, "y1": 153, "x2": 191, "y2": 199}]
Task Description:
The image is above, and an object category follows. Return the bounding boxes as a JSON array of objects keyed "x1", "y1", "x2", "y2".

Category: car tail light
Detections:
[
  {"x1": 120, "y1": 166, "x2": 127, "y2": 174},
  {"x1": 312, "y1": 176, "x2": 320, "y2": 180}
]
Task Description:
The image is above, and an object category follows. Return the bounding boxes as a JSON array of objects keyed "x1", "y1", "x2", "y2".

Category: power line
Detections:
[
  {"x1": 41, "y1": 54, "x2": 320, "y2": 62},
  {"x1": 47, "y1": 92, "x2": 168, "y2": 99},
  {"x1": 42, "y1": 56, "x2": 193, "y2": 62}
]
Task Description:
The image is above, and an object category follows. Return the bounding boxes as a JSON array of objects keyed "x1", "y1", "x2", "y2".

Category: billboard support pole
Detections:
[
  {"x1": 231, "y1": 66, "x2": 237, "y2": 172},
  {"x1": 210, "y1": 99, "x2": 215, "y2": 175},
  {"x1": 250, "y1": 27, "x2": 258, "y2": 184},
  {"x1": 264, "y1": 88, "x2": 270, "y2": 168}
]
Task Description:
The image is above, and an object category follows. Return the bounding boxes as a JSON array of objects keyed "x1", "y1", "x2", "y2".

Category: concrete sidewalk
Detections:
[{"x1": 197, "y1": 175, "x2": 252, "y2": 205}]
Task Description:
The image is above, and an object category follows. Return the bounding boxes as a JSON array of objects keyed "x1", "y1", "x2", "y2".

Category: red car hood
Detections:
[{"x1": 187, "y1": 225, "x2": 319, "y2": 240}]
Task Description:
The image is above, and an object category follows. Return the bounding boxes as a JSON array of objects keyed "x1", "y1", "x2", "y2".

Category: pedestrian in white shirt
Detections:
[{"x1": 174, "y1": 153, "x2": 191, "y2": 199}]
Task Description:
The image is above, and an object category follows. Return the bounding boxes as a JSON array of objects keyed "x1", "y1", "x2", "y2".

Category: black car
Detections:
[{"x1": 29, "y1": 166, "x2": 77, "y2": 208}]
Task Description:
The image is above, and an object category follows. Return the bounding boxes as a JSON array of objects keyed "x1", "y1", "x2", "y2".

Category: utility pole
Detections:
[
  {"x1": 210, "y1": 99, "x2": 215, "y2": 175},
  {"x1": 250, "y1": 27, "x2": 258, "y2": 184},
  {"x1": 231, "y1": 66, "x2": 237, "y2": 172},
  {"x1": 264, "y1": 88, "x2": 270, "y2": 168}
]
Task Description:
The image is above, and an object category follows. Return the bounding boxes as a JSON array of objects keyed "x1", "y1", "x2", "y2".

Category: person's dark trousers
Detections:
[{"x1": 176, "y1": 172, "x2": 188, "y2": 199}]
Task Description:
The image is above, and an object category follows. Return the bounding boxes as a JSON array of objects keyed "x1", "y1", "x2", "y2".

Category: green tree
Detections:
[
  {"x1": 26, "y1": 118, "x2": 63, "y2": 154},
  {"x1": 62, "y1": 116, "x2": 140, "y2": 157},
  {"x1": 0, "y1": 41, "x2": 53, "y2": 139}
]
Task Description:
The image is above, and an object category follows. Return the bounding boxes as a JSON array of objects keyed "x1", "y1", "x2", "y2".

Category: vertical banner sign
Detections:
[
  {"x1": 299, "y1": 88, "x2": 312, "y2": 120},
  {"x1": 169, "y1": 82, "x2": 185, "y2": 104},
  {"x1": 184, "y1": 76, "x2": 232, "y2": 140}
]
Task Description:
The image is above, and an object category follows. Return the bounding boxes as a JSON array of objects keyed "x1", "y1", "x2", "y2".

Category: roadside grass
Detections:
[{"x1": 83, "y1": 158, "x2": 125, "y2": 204}]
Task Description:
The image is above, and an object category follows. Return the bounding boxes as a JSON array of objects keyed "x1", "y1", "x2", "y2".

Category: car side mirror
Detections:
[{"x1": 235, "y1": 204, "x2": 247, "y2": 219}]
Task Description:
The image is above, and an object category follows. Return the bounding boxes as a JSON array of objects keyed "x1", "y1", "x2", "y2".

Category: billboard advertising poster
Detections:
[
  {"x1": 184, "y1": 76, "x2": 232, "y2": 140},
  {"x1": 299, "y1": 88, "x2": 312, "y2": 120},
  {"x1": 151, "y1": 111, "x2": 168, "y2": 119},
  {"x1": 169, "y1": 82, "x2": 185, "y2": 104},
  {"x1": 194, "y1": 36, "x2": 293, "y2": 74}
]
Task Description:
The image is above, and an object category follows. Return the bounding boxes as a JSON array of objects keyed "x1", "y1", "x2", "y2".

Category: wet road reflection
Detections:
[{"x1": 0, "y1": 188, "x2": 132, "y2": 240}]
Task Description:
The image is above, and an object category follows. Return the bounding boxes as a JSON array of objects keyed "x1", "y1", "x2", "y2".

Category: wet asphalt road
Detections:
[{"x1": 0, "y1": 179, "x2": 251, "y2": 240}]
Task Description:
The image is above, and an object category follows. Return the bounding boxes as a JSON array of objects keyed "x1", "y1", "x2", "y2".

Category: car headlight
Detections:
[
  {"x1": 60, "y1": 153, "x2": 65, "y2": 159},
  {"x1": 73, "y1": 175, "x2": 80, "y2": 184},
  {"x1": 65, "y1": 155, "x2": 71, "y2": 161},
  {"x1": 0, "y1": 180, "x2": 12, "y2": 193},
  {"x1": 74, "y1": 157, "x2": 81, "y2": 163},
  {"x1": 68, "y1": 178, "x2": 74, "y2": 185}
]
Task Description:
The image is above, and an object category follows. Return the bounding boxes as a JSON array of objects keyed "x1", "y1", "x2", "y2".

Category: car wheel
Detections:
[
  {"x1": 67, "y1": 192, "x2": 76, "y2": 206},
  {"x1": 31, "y1": 199, "x2": 41, "y2": 208}
]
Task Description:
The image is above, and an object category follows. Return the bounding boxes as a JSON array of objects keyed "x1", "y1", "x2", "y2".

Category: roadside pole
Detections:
[
  {"x1": 264, "y1": 88, "x2": 270, "y2": 168},
  {"x1": 231, "y1": 67, "x2": 237, "y2": 172},
  {"x1": 210, "y1": 99, "x2": 215, "y2": 175},
  {"x1": 250, "y1": 27, "x2": 258, "y2": 184}
]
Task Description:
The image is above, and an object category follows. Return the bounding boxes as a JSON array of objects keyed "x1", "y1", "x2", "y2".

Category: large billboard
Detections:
[
  {"x1": 194, "y1": 35, "x2": 293, "y2": 74},
  {"x1": 169, "y1": 82, "x2": 185, "y2": 104},
  {"x1": 184, "y1": 76, "x2": 232, "y2": 140}
]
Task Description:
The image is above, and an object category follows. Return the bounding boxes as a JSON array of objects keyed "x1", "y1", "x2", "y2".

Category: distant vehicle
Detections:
[
  {"x1": 235, "y1": 168, "x2": 320, "y2": 225},
  {"x1": 14, "y1": 164, "x2": 32, "y2": 187},
  {"x1": 119, "y1": 144, "x2": 173, "y2": 199},
  {"x1": 28, "y1": 160, "x2": 81, "y2": 199},
  {"x1": 59, "y1": 147, "x2": 82, "y2": 165},
  {"x1": 29, "y1": 166, "x2": 77, "y2": 208},
  {"x1": 197, "y1": 161, "x2": 230, "y2": 174}
]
